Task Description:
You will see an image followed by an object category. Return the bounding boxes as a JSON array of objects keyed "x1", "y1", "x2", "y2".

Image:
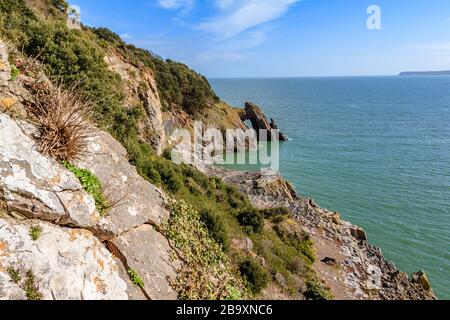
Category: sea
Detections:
[{"x1": 209, "y1": 76, "x2": 450, "y2": 299}]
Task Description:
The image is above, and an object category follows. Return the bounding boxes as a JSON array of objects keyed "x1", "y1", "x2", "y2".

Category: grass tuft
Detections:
[
  {"x1": 24, "y1": 270, "x2": 43, "y2": 300},
  {"x1": 7, "y1": 266, "x2": 21, "y2": 284},
  {"x1": 28, "y1": 81, "x2": 95, "y2": 161}
]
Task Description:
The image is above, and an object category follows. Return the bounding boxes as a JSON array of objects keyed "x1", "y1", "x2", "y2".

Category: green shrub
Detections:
[
  {"x1": 237, "y1": 208, "x2": 264, "y2": 234},
  {"x1": 162, "y1": 200, "x2": 245, "y2": 300},
  {"x1": 304, "y1": 281, "x2": 333, "y2": 300},
  {"x1": 239, "y1": 259, "x2": 269, "y2": 294},
  {"x1": 29, "y1": 225, "x2": 42, "y2": 241},
  {"x1": 62, "y1": 161, "x2": 108, "y2": 216},
  {"x1": 261, "y1": 207, "x2": 290, "y2": 219},
  {"x1": 200, "y1": 209, "x2": 229, "y2": 249}
]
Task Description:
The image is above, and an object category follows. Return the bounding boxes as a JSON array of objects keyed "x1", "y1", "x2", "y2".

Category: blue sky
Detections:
[{"x1": 71, "y1": 0, "x2": 450, "y2": 77}]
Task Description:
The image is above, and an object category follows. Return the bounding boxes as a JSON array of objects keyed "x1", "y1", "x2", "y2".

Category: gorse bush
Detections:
[
  {"x1": 162, "y1": 200, "x2": 246, "y2": 300},
  {"x1": 239, "y1": 259, "x2": 269, "y2": 294},
  {"x1": 237, "y1": 208, "x2": 265, "y2": 234}
]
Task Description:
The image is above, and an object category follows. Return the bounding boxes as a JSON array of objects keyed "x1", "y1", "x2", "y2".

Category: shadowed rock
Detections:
[{"x1": 240, "y1": 102, "x2": 288, "y2": 141}]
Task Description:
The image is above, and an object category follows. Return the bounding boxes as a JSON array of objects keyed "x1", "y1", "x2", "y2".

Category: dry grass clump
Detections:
[{"x1": 28, "y1": 81, "x2": 95, "y2": 161}]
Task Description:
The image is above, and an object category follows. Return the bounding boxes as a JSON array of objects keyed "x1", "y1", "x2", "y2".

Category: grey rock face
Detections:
[
  {"x1": 104, "y1": 54, "x2": 165, "y2": 154},
  {"x1": 0, "y1": 218, "x2": 128, "y2": 300},
  {"x1": 75, "y1": 131, "x2": 170, "y2": 239},
  {"x1": 0, "y1": 113, "x2": 99, "y2": 228},
  {"x1": 109, "y1": 224, "x2": 178, "y2": 300},
  {"x1": 240, "y1": 102, "x2": 288, "y2": 141}
]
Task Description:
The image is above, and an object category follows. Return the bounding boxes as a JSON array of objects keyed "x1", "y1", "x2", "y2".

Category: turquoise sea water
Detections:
[{"x1": 209, "y1": 77, "x2": 450, "y2": 299}]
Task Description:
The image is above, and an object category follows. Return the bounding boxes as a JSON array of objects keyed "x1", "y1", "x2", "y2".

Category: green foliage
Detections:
[
  {"x1": 24, "y1": 270, "x2": 43, "y2": 300},
  {"x1": 161, "y1": 200, "x2": 246, "y2": 300},
  {"x1": 127, "y1": 269, "x2": 145, "y2": 289},
  {"x1": 0, "y1": 0, "x2": 331, "y2": 300},
  {"x1": 238, "y1": 259, "x2": 269, "y2": 294},
  {"x1": 200, "y1": 208, "x2": 229, "y2": 249},
  {"x1": 62, "y1": 161, "x2": 108, "y2": 216},
  {"x1": 10, "y1": 63, "x2": 19, "y2": 81},
  {"x1": 7, "y1": 266, "x2": 21, "y2": 284},
  {"x1": 93, "y1": 27, "x2": 219, "y2": 115},
  {"x1": 29, "y1": 225, "x2": 42, "y2": 241},
  {"x1": 237, "y1": 208, "x2": 264, "y2": 234},
  {"x1": 261, "y1": 207, "x2": 290, "y2": 220},
  {"x1": 304, "y1": 281, "x2": 333, "y2": 300}
]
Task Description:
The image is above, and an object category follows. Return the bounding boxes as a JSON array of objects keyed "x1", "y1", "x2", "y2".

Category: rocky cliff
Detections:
[
  {"x1": 0, "y1": 0, "x2": 437, "y2": 301},
  {"x1": 208, "y1": 168, "x2": 436, "y2": 300},
  {"x1": 0, "y1": 42, "x2": 177, "y2": 300}
]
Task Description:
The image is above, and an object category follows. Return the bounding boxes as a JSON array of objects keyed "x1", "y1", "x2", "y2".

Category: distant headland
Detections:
[{"x1": 399, "y1": 70, "x2": 450, "y2": 76}]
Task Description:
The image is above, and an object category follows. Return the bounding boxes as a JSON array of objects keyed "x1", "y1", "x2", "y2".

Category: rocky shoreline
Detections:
[{"x1": 207, "y1": 167, "x2": 436, "y2": 300}]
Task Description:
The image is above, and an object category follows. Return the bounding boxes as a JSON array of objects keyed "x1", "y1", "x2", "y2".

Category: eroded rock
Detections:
[
  {"x1": 108, "y1": 224, "x2": 179, "y2": 300},
  {"x1": 240, "y1": 102, "x2": 288, "y2": 141},
  {"x1": 75, "y1": 131, "x2": 169, "y2": 239},
  {"x1": 0, "y1": 218, "x2": 128, "y2": 300},
  {"x1": 0, "y1": 113, "x2": 99, "y2": 228}
]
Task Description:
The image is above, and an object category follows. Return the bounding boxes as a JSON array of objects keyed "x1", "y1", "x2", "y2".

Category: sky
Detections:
[{"x1": 70, "y1": 0, "x2": 450, "y2": 77}]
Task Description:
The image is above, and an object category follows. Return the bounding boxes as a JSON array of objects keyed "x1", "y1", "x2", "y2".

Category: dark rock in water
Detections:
[
  {"x1": 321, "y1": 257, "x2": 338, "y2": 267},
  {"x1": 240, "y1": 102, "x2": 288, "y2": 141},
  {"x1": 350, "y1": 227, "x2": 368, "y2": 241},
  {"x1": 412, "y1": 271, "x2": 432, "y2": 291}
]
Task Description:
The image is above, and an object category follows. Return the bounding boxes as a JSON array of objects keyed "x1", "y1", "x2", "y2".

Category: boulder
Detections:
[
  {"x1": 75, "y1": 131, "x2": 170, "y2": 239},
  {"x1": 0, "y1": 218, "x2": 129, "y2": 300},
  {"x1": 321, "y1": 257, "x2": 338, "y2": 267},
  {"x1": 108, "y1": 224, "x2": 179, "y2": 300},
  {"x1": 412, "y1": 271, "x2": 432, "y2": 291},
  {"x1": 350, "y1": 227, "x2": 368, "y2": 241}
]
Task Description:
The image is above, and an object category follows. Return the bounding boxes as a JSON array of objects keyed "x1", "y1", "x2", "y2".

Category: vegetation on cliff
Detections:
[{"x1": 0, "y1": 0, "x2": 332, "y2": 300}]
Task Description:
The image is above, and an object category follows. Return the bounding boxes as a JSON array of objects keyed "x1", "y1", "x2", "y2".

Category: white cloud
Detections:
[
  {"x1": 120, "y1": 33, "x2": 133, "y2": 40},
  {"x1": 198, "y1": 0, "x2": 300, "y2": 38},
  {"x1": 158, "y1": 0, "x2": 194, "y2": 10},
  {"x1": 410, "y1": 42, "x2": 450, "y2": 51}
]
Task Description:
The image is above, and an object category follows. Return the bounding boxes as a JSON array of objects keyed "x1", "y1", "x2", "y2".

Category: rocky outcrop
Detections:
[
  {"x1": 208, "y1": 167, "x2": 436, "y2": 300},
  {"x1": 0, "y1": 41, "x2": 179, "y2": 300},
  {"x1": 105, "y1": 52, "x2": 165, "y2": 155},
  {"x1": 240, "y1": 102, "x2": 288, "y2": 141},
  {"x1": 0, "y1": 113, "x2": 99, "y2": 228},
  {"x1": 0, "y1": 218, "x2": 129, "y2": 300}
]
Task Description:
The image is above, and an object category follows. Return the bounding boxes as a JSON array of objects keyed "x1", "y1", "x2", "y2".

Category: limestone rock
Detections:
[
  {"x1": 350, "y1": 227, "x2": 368, "y2": 241},
  {"x1": 0, "y1": 113, "x2": 99, "y2": 228},
  {"x1": 412, "y1": 271, "x2": 432, "y2": 291},
  {"x1": 75, "y1": 131, "x2": 169, "y2": 239},
  {"x1": 0, "y1": 42, "x2": 11, "y2": 84},
  {"x1": 108, "y1": 224, "x2": 179, "y2": 300},
  {"x1": 105, "y1": 54, "x2": 165, "y2": 154},
  {"x1": 0, "y1": 218, "x2": 128, "y2": 300},
  {"x1": 240, "y1": 102, "x2": 288, "y2": 141}
]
